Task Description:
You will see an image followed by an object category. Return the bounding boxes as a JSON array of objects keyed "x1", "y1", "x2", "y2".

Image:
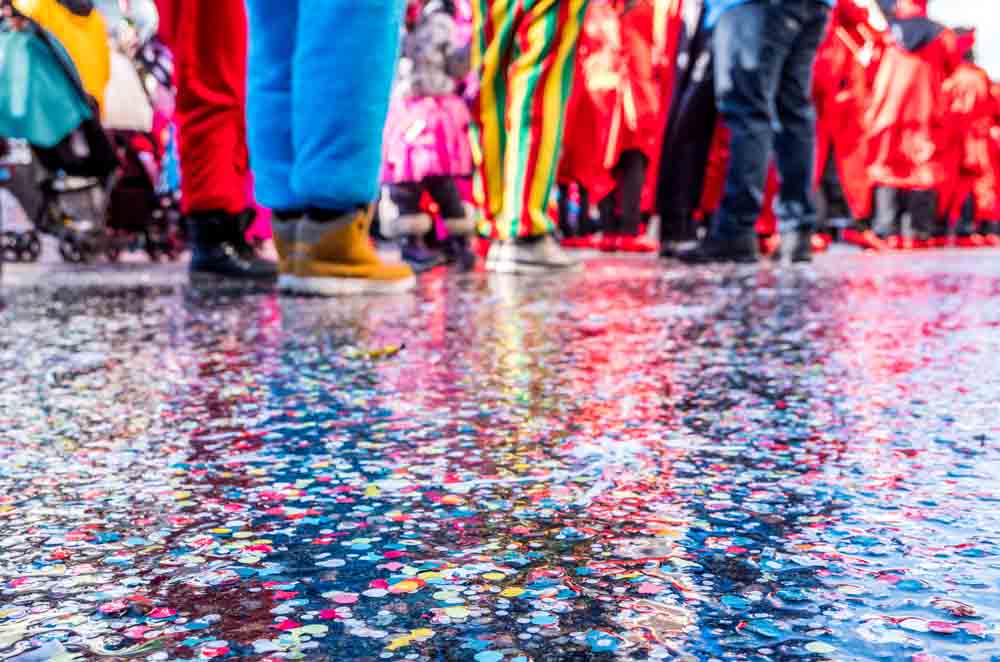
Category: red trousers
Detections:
[{"x1": 156, "y1": 0, "x2": 249, "y2": 214}]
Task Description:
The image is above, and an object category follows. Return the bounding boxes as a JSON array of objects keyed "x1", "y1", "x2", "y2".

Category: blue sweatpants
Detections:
[{"x1": 245, "y1": 0, "x2": 404, "y2": 211}]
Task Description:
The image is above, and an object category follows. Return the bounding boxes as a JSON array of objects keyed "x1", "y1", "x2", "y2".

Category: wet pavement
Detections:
[{"x1": 1, "y1": 250, "x2": 999, "y2": 662}]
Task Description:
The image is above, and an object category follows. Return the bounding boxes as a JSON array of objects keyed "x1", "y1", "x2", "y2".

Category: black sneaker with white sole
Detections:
[{"x1": 187, "y1": 210, "x2": 278, "y2": 282}]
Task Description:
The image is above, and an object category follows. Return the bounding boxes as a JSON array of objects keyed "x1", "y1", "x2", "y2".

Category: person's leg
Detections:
[
  {"x1": 772, "y1": 0, "x2": 830, "y2": 262},
  {"x1": 908, "y1": 189, "x2": 937, "y2": 244},
  {"x1": 264, "y1": 0, "x2": 412, "y2": 294},
  {"x1": 291, "y1": 0, "x2": 402, "y2": 210},
  {"x1": 598, "y1": 190, "x2": 621, "y2": 252},
  {"x1": 657, "y1": 24, "x2": 716, "y2": 245},
  {"x1": 871, "y1": 186, "x2": 898, "y2": 239},
  {"x1": 578, "y1": 185, "x2": 593, "y2": 235},
  {"x1": 246, "y1": 0, "x2": 299, "y2": 212},
  {"x1": 955, "y1": 192, "x2": 976, "y2": 238},
  {"x1": 175, "y1": 0, "x2": 275, "y2": 279},
  {"x1": 680, "y1": 1, "x2": 788, "y2": 263},
  {"x1": 246, "y1": 0, "x2": 300, "y2": 275},
  {"x1": 616, "y1": 150, "x2": 649, "y2": 237},
  {"x1": 387, "y1": 182, "x2": 440, "y2": 271},
  {"x1": 499, "y1": 0, "x2": 589, "y2": 240},
  {"x1": 476, "y1": 0, "x2": 590, "y2": 273},
  {"x1": 471, "y1": 0, "x2": 518, "y2": 234},
  {"x1": 426, "y1": 175, "x2": 476, "y2": 270},
  {"x1": 558, "y1": 182, "x2": 573, "y2": 237}
]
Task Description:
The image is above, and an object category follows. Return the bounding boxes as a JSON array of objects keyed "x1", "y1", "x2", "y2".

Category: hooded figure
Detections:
[
  {"x1": 812, "y1": 0, "x2": 886, "y2": 224},
  {"x1": 864, "y1": 0, "x2": 965, "y2": 240},
  {"x1": 936, "y1": 37, "x2": 995, "y2": 241}
]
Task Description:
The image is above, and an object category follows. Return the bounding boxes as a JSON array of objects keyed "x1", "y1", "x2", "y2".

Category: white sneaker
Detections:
[{"x1": 485, "y1": 234, "x2": 582, "y2": 274}]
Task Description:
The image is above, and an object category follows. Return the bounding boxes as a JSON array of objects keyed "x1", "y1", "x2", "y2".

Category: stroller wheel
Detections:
[
  {"x1": 22, "y1": 232, "x2": 42, "y2": 262},
  {"x1": 59, "y1": 236, "x2": 85, "y2": 263},
  {"x1": 1, "y1": 232, "x2": 19, "y2": 263}
]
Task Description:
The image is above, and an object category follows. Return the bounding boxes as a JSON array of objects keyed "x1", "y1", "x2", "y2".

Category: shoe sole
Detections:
[
  {"x1": 485, "y1": 259, "x2": 583, "y2": 275},
  {"x1": 676, "y1": 256, "x2": 760, "y2": 265},
  {"x1": 190, "y1": 270, "x2": 277, "y2": 286},
  {"x1": 278, "y1": 274, "x2": 416, "y2": 296}
]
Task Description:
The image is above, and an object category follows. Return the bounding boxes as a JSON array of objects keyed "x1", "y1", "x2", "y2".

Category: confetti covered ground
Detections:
[{"x1": 1, "y1": 250, "x2": 999, "y2": 662}]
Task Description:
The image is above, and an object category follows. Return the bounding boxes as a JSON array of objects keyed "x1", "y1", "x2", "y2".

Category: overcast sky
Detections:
[{"x1": 931, "y1": 2, "x2": 1000, "y2": 78}]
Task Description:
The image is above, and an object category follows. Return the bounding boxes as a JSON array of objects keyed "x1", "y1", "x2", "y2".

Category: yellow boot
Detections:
[
  {"x1": 272, "y1": 216, "x2": 299, "y2": 278},
  {"x1": 282, "y1": 207, "x2": 415, "y2": 296}
]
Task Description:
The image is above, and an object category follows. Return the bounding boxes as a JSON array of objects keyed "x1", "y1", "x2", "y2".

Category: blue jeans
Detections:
[
  {"x1": 712, "y1": 0, "x2": 830, "y2": 235},
  {"x1": 245, "y1": 0, "x2": 404, "y2": 211}
]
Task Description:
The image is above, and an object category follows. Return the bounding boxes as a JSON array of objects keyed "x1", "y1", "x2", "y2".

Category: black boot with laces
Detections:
[{"x1": 187, "y1": 210, "x2": 278, "y2": 282}]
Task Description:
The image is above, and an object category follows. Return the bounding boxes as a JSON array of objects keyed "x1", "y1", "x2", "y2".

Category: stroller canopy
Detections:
[{"x1": 0, "y1": 28, "x2": 93, "y2": 148}]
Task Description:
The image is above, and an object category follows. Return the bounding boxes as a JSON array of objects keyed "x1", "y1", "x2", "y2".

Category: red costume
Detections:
[
  {"x1": 608, "y1": 0, "x2": 683, "y2": 212},
  {"x1": 865, "y1": 1, "x2": 963, "y2": 194},
  {"x1": 986, "y1": 83, "x2": 1000, "y2": 223},
  {"x1": 558, "y1": 0, "x2": 621, "y2": 203},
  {"x1": 938, "y1": 58, "x2": 995, "y2": 227},
  {"x1": 155, "y1": 0, "x2": 250, "y2": 215},
  {"x1": 813, "y1": 0, "x2": 885, "y2": 220},
  {"x1": 559, "y1": 0, "x2": 683, "y2": 211}
]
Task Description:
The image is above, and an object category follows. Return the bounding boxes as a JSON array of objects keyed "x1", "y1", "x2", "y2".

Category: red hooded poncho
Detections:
[
  {"x1": 937, "y1": 58, "x2": 995, "y2": 223},
  {"x1": 865, "y1": 0, "x2": 964, "y2": 192},
  {"x1": 813, "y1": 0, "x2": 886, "y2": 220}
]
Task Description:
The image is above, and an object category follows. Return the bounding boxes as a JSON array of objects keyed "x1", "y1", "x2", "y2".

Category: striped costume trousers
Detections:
[{"x1": 471, "y1": 0, "x2": 590, "y2": 239}]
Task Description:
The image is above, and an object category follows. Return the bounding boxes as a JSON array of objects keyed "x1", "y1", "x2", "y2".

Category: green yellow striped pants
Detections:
[{"x1": 471, "y1": 0, "x2": 590, "y2": 240}]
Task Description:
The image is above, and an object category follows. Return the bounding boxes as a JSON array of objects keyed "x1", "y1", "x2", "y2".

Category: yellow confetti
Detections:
[
  {"x1": 500, "y1": 587, "x2": 524, "y2": 598},
  {"x1": 482, "y1": 572, "x2": 505, "y2": 581},
  {"x1": 386, "y1": 628, "x2": 435, "y2": 651}
]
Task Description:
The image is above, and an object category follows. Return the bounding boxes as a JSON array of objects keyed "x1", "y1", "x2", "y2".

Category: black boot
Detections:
[
  {"x1": 677, "y1": 230, "x2": 759, "y2": 264},
  {"x1": 445, "y1": 236, "x2": 476, "y2": 272},
  {"x1": 400, "y1": 235, "x2": 443, "y2": 272},
  {"x1": 187, "y1": 210, "x2": 278, "y2": 281},
  {"x1": 773, "y1": 229, "x2": 814, "y2": 264}
]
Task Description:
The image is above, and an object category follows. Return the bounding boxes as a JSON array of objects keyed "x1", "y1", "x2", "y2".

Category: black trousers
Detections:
[
  {"x1": 388, "y1": 176, "x2": 465, "y2": 219},
  {"x1": 600, "y1": 150, "x2": 650, "y2": 235},
  {"x1": 656, "y1": 16, "x2": 717, "y2": 242},
  {"x1": 872, "y1": 187, "x2": 937, "y2": 239}
]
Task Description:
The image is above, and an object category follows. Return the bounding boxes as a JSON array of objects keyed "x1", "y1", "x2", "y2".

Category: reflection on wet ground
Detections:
[{"x1": 1, "y1": 251, "x2": 999, "y2": 662}]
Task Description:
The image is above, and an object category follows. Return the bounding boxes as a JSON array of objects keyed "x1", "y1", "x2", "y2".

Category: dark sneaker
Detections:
[
  {"x1": 187, "y1": 210, "x2": 278, "y2": 282},
  {"x1": 444, "y1": 236, "x2": 477, "y2": 272},
  {"x1": 400, "y1": 236, "x2": 443, "y2": 272},
  {"x1": 676, "y1": 231, "x2": 759, "y2": 264},
  {"x1": 772, "y1": 229, "x2": 814, "y2": 264}
]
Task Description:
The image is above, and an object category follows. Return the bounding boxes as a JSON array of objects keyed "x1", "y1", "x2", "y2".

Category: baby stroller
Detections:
[
  {"x1": 101, "y1": 37, "x2": 183, "y2": 262},
  {"x1": 0, "y1": 8, "x2": 182, "y2": 263},
  {"x1": 0, "y1": 9, "x2": 118, "y2": 263}
]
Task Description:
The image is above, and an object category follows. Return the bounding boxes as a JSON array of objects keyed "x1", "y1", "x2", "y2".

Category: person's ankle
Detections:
[
  {"x1": 274, "y1": 209, "x2": 306, "y2": 221},
  {"x1": 309, "y1": 207, "x2": 359, "y2": 222}
]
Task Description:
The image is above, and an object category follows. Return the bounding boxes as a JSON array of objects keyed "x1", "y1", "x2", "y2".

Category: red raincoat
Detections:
[
  {"x1": 559, "y1": 0, "x2": 683, "y2": 210},
  {"x1": 865, "y1": 9, "x2": 963, "y2": 192},
  {"x1": 155, "y1": 0, "x2": 250, "y2": 215},
  {"x1": 813, "y1": 0, "x2": 886, "y2": 220},
  {"x1": 608, "y1": 0, "x2": 683, "y2": 211},
  {"x1": 558, "y1": 0, "x2": 621, "y2": 202},
  {"x1": 985, "y1": 83, "x2": 1000, "y2": 221},
  {"x1": 937, "y1": 60, "x2": 995, "y2": 223}
]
